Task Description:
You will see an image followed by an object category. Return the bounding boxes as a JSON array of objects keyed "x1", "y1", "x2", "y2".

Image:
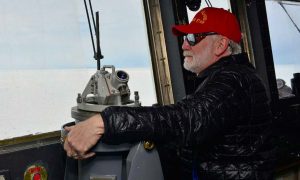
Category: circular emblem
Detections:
[{"x1": 24, "y1": 164, "x2": 48, "y2": 180}]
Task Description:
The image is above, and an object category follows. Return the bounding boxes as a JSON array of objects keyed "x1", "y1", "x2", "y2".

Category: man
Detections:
[{"x1": 64, "y1": 7, "x2": 274, "y2": 179}]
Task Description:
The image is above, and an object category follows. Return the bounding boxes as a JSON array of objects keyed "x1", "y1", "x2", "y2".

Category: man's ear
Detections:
[{"x1": 214, "y1": 37, "x2": 230, "y2": 56}]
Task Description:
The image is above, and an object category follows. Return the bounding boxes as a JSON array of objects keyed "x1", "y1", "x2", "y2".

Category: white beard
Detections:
[{"x1": 183, "y1": 59, "x2": 200, "y2": 74}]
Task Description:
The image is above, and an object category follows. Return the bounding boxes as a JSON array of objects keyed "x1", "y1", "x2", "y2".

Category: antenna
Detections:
[
  {"x1": 205, "y1": 0, "x2": 212, "y2": 7},
  {"x1": 83, "y1": 0, "x2": 104, "y2": 70}
]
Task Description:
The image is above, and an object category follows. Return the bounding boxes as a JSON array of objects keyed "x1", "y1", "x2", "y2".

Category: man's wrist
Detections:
[{"x1": 93, "y1": 113, "x2": 105, "y2": 134}]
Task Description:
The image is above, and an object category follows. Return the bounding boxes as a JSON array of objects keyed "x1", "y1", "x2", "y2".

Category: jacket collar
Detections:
[{"x1": 196, "y1": 53, "x2": 250, "y2": 79}]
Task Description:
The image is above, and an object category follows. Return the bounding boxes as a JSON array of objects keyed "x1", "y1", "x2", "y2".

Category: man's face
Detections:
[{"x1": 182, "y1": 35, "x2": 216, "y2": 74}]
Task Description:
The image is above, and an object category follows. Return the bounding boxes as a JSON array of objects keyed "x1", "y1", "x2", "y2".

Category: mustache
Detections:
[{"x1": 183, "y1": 51, "x2": 192, "y2": 57}]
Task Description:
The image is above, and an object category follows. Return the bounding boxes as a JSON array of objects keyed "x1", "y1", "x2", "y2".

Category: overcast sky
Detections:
[
  {"x1": 0, "y1": 0, "x2": 299, "y2": 70},
  {"x1": 265, "y1": 1, "x2": 300, "y2": 65},
  {"x1": 0, "y1": 0, "x2": 150, "y2": 69}
]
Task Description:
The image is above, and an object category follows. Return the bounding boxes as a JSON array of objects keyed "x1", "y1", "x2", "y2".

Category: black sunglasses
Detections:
[{"x1": 183, "y1": 32, "x2": 218, "y2": 46}]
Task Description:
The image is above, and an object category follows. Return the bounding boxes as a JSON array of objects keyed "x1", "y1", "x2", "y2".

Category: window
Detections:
[
  {"x1": 265, "y1": 0, "x2": 300, "y2": 96},
  {"x1": 0, "y1": 0, "x2": 156, "y2": 140},
  {"x1": 187, "y1": 1, "x2": 231, "y2": 21}
]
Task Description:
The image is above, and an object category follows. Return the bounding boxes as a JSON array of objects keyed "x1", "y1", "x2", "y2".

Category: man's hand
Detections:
[{"x1": 64, "y1": 114, "x2": 105, "y2": 159}]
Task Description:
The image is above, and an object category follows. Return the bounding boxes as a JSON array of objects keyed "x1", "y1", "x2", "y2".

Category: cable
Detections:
[
  {"x1": 83, "y1": 0, "x2": 96, "y2": 55},
  {"x1": 278, "y1": 2, "x2": 300, "y2": 34},
  {"x1": 205, "y1": 0, "x2": 212, "y2": 7}
]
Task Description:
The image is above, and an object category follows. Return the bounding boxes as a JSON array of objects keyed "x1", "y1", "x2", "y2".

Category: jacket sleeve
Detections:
[{"x1": 100, "y1": 71, "x2": 249, "y2": 146}]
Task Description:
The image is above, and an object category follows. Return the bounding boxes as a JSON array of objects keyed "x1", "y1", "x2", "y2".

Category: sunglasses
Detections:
[{"x1": 183, "y1": 32, "x2": 218, "y2": 46}]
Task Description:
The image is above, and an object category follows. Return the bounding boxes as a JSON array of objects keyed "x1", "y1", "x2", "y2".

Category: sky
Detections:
[
  {"x1": 0, "y1": 0, "x2": 154, "y2": 139},
  {"x1": 0, "y1": 0, "x2": 299, "y2": 70},
  {"x1": 265, "y1": 1, "x2": 300, "y2": 65},
  {"x1": 0, "y1": 0, "x2": 151, "y2": 69}
]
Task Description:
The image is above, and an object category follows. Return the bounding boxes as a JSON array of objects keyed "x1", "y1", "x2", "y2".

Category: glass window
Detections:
[
  {"x1": 265, "y1": 0, "x2": 300, "y2": 94},
  {"x1": 187, "y1": 1, "x2": 231, "y2": 21},
  {"x1": 0, "y1": 0, "x2": 156, "y2": 140}
]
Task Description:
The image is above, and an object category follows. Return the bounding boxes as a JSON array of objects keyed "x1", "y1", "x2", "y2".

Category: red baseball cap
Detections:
[{"x1": 172, "y1": 7, "x2": 242, "y2": 43}]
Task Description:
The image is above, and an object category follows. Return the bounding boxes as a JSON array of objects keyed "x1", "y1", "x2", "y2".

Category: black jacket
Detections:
[{"x1": 101, "y1": 53, "x2": 275, "y2": 179}]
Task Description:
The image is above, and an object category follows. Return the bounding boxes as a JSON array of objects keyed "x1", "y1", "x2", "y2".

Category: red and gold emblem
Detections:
[
  {"x1": 24, "y1": 164, "x2": 47, "y2": 180},
  {"x1": 192, "y1": 10, "x2": 208, "y2": 24}
]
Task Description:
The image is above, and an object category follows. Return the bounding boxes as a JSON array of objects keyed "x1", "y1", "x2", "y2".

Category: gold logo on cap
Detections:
[{"x1": 192, "y1": 10, "x2": 207, "y2": 24}]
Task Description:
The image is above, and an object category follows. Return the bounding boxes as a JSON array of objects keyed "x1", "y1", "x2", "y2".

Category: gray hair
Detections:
[
  {"x1": 228, "y1": 40, "x2": 242, "y2": 55},
  {"x1": 212, "y1": 35, "x2": 242, "y2": 55}
]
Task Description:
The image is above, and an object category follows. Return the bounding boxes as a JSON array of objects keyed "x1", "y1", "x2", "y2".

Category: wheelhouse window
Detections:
[
  {"x1": 0, "y1": 0, "x2": 156, "y2": 140},
  {"x1": 265, "y1": 0, "x2": 300, "y2": 98},
  {"x1": 187, "y1": 1, "x2": 231, "y2": 22}
]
